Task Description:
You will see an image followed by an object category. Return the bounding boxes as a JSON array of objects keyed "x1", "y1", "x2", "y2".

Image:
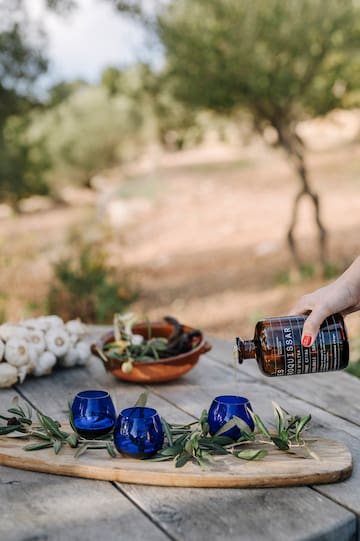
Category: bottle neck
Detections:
[{"x1": 235, "y1": 337, "x2": 256, "y2": 364}]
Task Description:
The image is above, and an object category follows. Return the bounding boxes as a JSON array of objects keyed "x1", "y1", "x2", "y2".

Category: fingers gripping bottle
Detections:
[{"x1": 236, "y1": 313, "x2": 349, "y2": 377}]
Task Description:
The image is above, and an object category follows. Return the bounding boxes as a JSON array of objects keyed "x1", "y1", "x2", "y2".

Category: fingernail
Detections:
[{"x1": 302, "y1": 335, "x2": 312, "y2": 347}]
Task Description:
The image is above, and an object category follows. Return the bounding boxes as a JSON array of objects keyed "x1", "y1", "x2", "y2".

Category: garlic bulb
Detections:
[
  {"x1": 45, "y1": 328, "x2": 70, "y2": 357},
  {"x1": 65, "y1": 319, "x2": 86, "y2": 336},
  {"x1": 43, "y1": 315, "x2": 65, "y2": 329},
  {"x1": 0, "y1": 315, "x2": 91, "y2": 386},
  {"x1": 33, "y1": 351, "x2": 57, "y2": 377},
  {"x1": 0, "y1": 323, "x2": 28, "y2": 341},
  {"x1": 0, "y1": 363, "x2": 18, "y2": 387},
  {"x1": 75, "y1": 341, "x2": 91, "y2": 365},
  {"x1": 59, "y1": 347, "x2": 78, "y2": 368},
  {"x1": 5, "y1": 338, "x2": 30, "y2": 367},
  {"x1": 27, "y1": 330, "x2": 45, "y2": 355}
]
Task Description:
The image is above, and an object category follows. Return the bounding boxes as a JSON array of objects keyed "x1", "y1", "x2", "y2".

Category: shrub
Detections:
[{"x1": 47, "y1": 242, "x2": 137, "y2": 323}]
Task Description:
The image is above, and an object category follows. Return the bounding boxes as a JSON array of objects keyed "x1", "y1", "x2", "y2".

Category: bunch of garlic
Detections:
[{"x1": 0, "y1": 316, "x2": 91, "y2": 387}]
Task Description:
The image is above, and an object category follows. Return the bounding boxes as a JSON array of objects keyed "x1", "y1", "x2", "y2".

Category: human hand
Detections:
[{"x1": 289, "y1": 257, "x2": 360, "y2": 347}]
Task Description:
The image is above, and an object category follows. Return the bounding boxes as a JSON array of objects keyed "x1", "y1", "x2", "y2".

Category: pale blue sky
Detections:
[{"x1": 27, "y1": 0, "x2": 159, "y2": 86}]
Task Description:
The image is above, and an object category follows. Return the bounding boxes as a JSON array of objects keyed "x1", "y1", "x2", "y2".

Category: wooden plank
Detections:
[
  {"x1": 119, "y1": 484, "x2": 356, "y2": 541},
  {"x1": 2, "y1": 329, "x2": 357, "y2": 541},
  {"x1": 0, "y1": 431, "x2": 352, "y2": 488},
  {"x1": 0, "y1": 469, "x2": 171, "y2": 541}
]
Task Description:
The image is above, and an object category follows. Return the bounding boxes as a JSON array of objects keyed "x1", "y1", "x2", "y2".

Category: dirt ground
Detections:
[{"x1": 1, "y1": 136, "x2": 360, "y2": 359}]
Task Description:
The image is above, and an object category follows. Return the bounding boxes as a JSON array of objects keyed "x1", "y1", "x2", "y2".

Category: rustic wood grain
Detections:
[
  {"x1": 0, "y1": 430, "x2": 352, "y2": 488},
  {"x1": 0, "y1": 328, "x2": 358, "y2": 540}
]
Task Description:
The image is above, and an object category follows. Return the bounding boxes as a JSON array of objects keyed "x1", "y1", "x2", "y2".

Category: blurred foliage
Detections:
[
  {"x1": 158, "y1": 0, "x2": 360, "y2": 117},
  {"x1": 157, "y1": 0, "x2": 360, "y2": 269},
  {"x1": 47, "y1": 240, "x2": 138, "y2": 323},
  {"x1": 32, "y1": 84, "x2": 149, "y2": 191},
  {"x1": 0, "y1": 0, "x2": 47, "y2": 127},
  {"x1": 0, "y1": 116, "x2": 50, "y2": 208},
  {"x1": 101, "y1": 64, "x2": 205, "y2": 150},
  {"x1": 0, "y1": 0, "x2": 74, "y2": 207}
]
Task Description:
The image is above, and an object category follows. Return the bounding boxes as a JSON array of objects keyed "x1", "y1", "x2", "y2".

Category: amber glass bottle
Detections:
[{"x1": 236, "y1": 313, "x2": 349, "y2": 377}]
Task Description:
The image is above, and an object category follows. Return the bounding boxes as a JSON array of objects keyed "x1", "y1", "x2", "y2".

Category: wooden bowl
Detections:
[{"x1": 91, "y1": 320, "x2": 212, "y2": 383}]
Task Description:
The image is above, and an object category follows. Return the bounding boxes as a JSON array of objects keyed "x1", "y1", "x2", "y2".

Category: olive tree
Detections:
[
  {"x1": 0, "y1": 0, "x2": 74, "y2": 207},
  {"x1": 156, "y1": 0, "x2": 360, "y2": 269}
]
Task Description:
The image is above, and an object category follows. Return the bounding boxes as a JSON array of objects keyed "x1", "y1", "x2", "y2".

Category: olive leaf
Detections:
[
  {"x1": 106, "y1": 442, "x2": 117, "y2": 458},
  {"x1": 53, "y1": 440, "x2": 62, "y2": 454},
  {"x1": 134, "y1": 392, "x2": 148, "y2": 407},
  {"x1": 272, "y1": 401, "x2": 286, "y2": 433},
  {"x1": 295, "y1": 414, "x2": 312, "y2": 442},
  {"x1": 234, "y1": 449, "x2": 268, "y2": 461},
  {"x1": 24, "y1": 442, "x2": 54, "y2": 452},
  {"x1": 248, "y1": 411, "x2": 271, "y2": 439}
]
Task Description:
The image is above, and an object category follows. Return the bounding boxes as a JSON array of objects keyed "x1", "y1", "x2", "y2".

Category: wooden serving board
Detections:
[{"x1": 0, "y1": 434, "x2": 352, "y2": 488}]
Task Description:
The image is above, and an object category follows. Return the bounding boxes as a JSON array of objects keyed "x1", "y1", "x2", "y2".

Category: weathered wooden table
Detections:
[{"x1": 1, "y1": 329, "x2": 360, "y2": 541}]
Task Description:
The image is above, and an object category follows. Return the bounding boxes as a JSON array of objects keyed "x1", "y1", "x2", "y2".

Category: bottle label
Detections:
[{"x1": 266, "y1": 315, "x2": 344, "y2": 376}]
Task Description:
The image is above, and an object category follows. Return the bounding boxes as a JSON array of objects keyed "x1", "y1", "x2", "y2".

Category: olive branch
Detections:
[{"x1": 0, "y1": 394, "x2": 314, "y2": 467}]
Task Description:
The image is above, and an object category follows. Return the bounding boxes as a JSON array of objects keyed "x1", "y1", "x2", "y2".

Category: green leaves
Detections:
[
  {"x1": 0, "y1": 395, "x2": 314, "y2": 469},
  {"x1": 234, "y1": 449, "x2": 268, "y2": 461}
]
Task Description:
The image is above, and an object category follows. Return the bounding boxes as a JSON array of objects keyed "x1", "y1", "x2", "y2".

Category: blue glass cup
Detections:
[
  {"x1": 71, "y1": 390, "x2": 116, "y2": 439},
  {"x1": 113, "y1": 406, "x2": 164, "y2": 458},
  {"x1": 208, "y1": 395, "x2": 254, "y2": 440}
]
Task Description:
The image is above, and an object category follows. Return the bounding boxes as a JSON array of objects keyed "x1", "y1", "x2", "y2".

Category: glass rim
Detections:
[
  {"x1": 75, "y1": 389, "x2": 111, "y2": 400},
  {"x1": 120, "y1": 406, "x2": 159, "y2": 419},
  {"x1": 212, "y1": 395, "x2": 251, "y2": 406}
]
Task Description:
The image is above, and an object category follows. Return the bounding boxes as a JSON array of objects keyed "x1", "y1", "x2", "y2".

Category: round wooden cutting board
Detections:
[{"x1": 0, "y1": 434, "x2": 352, "y2": 488}]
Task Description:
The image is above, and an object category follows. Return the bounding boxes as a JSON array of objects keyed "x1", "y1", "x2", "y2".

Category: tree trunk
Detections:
[{"x1": 274, "y1": 124, "x2": 327, "y2": 272}]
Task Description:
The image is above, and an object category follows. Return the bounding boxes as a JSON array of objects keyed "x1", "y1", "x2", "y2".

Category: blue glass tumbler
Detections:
[
  {"x1": 113, "y1": 406, "x2": 164, "y2": 458},
  {"x1": 71, "y1": 390, "x2": 116, "y2": 439},
  {"x1": 208, "y1": 395, "x2": 254, "y2": 440}
]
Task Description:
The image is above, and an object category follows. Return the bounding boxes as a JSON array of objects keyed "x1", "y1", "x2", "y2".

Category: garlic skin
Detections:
[
  {"x1": 5, "y1": 338, "x2": 30, "y2": 367},
  {"x1": 45, "y1": 328, "x2": 70, "y2": 357},
  {"x1": 0, "y1": 339, "x2": 4, "y2": 361},
  {"x1": 0, "y1": 363, "x2": 18, "y2": 387}
]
